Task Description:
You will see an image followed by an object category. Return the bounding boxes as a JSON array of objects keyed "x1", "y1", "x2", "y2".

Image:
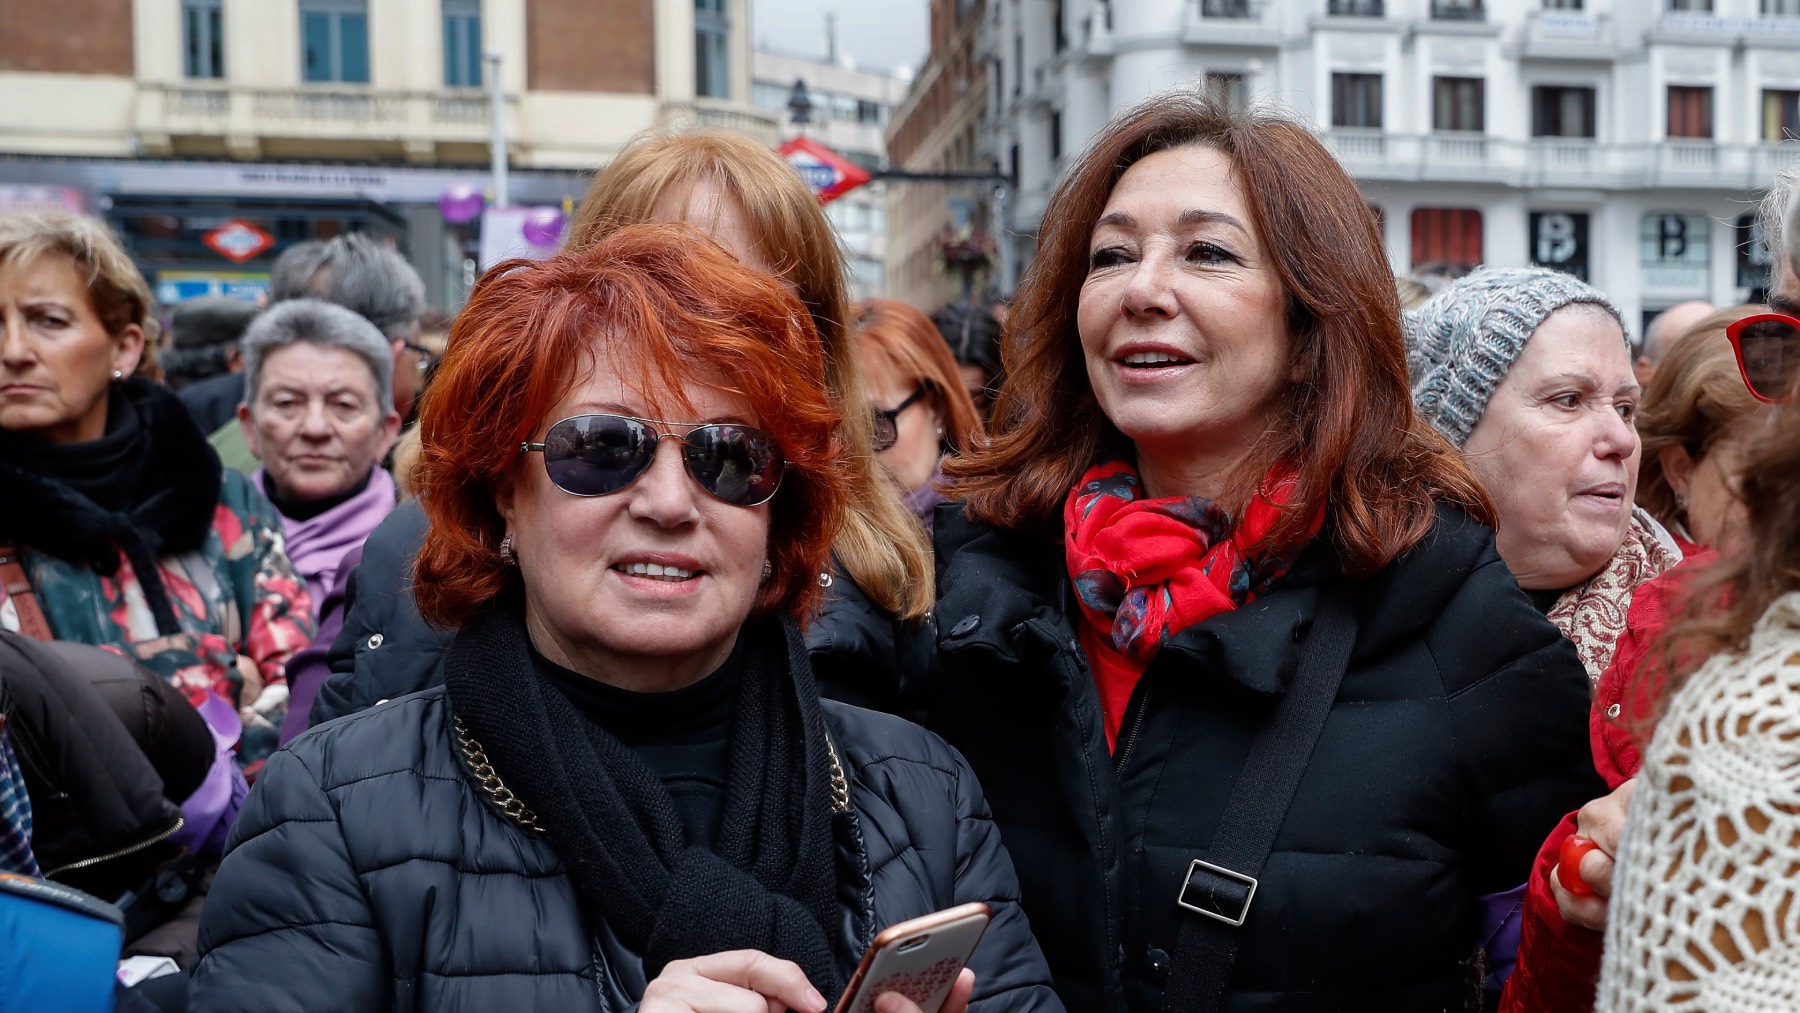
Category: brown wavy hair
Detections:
[
  {"x1": 1635, "y1": 305, "x2": 1770, "y2": 531},
  {"x1": 412, "y1": 224, "x2": 847, "y2": 629},
  {"x1": 945, "y1": 93, "x2": 1492, "y2": 568},
  {"x1": 567, "y1": 130, "x2": 933, "y2": 620},
  {"x1": 852, "y1": 298, "x2": 982, "y2": 454}
]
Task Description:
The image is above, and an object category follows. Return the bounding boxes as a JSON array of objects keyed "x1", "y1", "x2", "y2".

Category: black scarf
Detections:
[
  {"x1": 443, "y1": 605, "x2": 845, "y2": 997},
  {"x1": 0, "y1": 378, "x2": 224, "y2": 637}
]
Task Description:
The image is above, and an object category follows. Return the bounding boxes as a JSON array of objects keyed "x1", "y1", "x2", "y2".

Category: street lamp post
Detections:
[
  {"x1": 787, "y1": 78, "x2": 814, "y2": 136},
  {"x1": 486, "y1": 51, "x2": 508, "y2": 209}
]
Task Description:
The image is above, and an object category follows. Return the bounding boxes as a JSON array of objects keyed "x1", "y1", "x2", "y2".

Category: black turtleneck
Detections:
[
  {"x1": 531, "y1": 639, "x2": 743, "y2": 847},
  {"x1": 261, "y1": 468, "x2": 373, "y2": 522}
]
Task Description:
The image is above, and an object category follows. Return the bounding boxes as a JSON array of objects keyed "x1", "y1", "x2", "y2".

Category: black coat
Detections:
[
  {"x1": 192, "y1": 686, "x2": 1063, "y2": 1011},
  {"x1": 0, "y1": 633, "x2": 203, "y2": 901},
  {"x1": 928, "y1": 504, "x2": 1605, "y2": 1013},
  {"x1": 312, "y1": 498, "x2": 934, "y2": 724}
]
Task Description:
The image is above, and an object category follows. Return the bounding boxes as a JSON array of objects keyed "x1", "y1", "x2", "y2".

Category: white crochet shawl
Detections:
[{"x1": 1597, "y1": 591, "x2": 1800, "y2": 1011}]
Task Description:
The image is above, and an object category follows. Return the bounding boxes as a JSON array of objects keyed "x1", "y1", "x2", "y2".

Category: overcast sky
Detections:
[{"x1": 750, "y1": 0, "x2": 928, "y2": 77}]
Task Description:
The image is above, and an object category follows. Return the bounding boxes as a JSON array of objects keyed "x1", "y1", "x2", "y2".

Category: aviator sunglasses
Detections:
[
  {"x1": 1726, "y1": 312, "x2": 1800, "y2": 404},
  {"x1": 520, "y1": 414, "x2": 786, "y2": 507}
]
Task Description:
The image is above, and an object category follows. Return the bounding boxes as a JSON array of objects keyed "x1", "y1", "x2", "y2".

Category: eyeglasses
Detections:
[
  {"x1": 1725, "y1": 312, "x2": 1800, "y2": 404},
  {"x1": 872, "y1": 388, "x2": 926, "y2": 453},
  {"x1": 519, "y1": 414, "x2": 786, "y2": 507}
]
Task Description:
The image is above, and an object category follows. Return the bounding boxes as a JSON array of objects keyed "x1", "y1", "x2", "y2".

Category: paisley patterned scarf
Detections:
[{"x1": 1064, "y1": 459, "x2": 1321, "y2": 745}]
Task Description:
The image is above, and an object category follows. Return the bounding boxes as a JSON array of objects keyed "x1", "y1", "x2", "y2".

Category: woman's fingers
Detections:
[
  {"x1": 642, "y1": 951, "x2": 826, "y2": 1013},
  {"x1": 1549, "y1": 861, "x2": 1610, "y2": 931},
  {"x1": 1574, "y1": 778, "x2": 1637, "y2": 857},
  {"x1": 872, "y1": 968, "x2": 977, "y2": 1013}
]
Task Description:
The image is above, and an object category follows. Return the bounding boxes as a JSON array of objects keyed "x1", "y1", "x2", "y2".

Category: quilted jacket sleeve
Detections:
[
  {"x1": 944, "y1": 746, "x2": 1066, "y2": 1013},
  {"x1": 1430, "y1": 554, "x2": 1607, "y2": 898},
  {"x1": 190, "y1": 743, "x2": 386, "y2": 1011}
]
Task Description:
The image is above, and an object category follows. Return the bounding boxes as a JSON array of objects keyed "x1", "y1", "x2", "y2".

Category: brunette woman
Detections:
[
  {"x1": 314, "y1": 130, "x2": 935, "y2": 723},
  {"x1": 193, "y1": 226, "x2": 1060, "y2": 1012},
  {"x1": 929, "y1": 94, "x2": 1602, "y2": 1011}
]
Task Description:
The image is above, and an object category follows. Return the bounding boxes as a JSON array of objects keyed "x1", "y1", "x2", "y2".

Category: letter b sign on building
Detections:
[{"x1": 1530, "y1": 211, "x2": 1590, "y2": 281}]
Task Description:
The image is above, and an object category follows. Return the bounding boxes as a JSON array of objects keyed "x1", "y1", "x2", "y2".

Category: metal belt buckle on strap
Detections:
[{"x1": 1177, "y1": 858, "x2": 1258, "y2": 927}]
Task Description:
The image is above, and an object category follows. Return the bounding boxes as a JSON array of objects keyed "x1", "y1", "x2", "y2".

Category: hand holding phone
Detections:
[{"x1": 835, "y1": 903, "x2": 991, "y2": 1013}]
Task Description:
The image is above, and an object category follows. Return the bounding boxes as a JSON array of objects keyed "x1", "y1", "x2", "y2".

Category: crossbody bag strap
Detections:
[
  {"x1": 1158, "y1": 588, "x2": 1359, "y2": 1013},
  {"x1": 0, "y1": 545, "x2": 52, "y2": 640}
]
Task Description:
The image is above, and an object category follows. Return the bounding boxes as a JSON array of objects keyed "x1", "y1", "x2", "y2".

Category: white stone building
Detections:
[
  {"x1": 752, "y1": 46, "x2": 912, "y2": 299},
  {"x1": 987, "y1": 0, "x2": 1800, "y2": 332}
]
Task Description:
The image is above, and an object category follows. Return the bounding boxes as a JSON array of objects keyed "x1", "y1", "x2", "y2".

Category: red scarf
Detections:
[{"x1": 1064, "y1": 459, "x2": 1320, "y2": 748}]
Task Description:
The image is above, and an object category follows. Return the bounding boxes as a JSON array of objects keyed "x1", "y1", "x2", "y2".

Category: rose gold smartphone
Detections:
[{"x1": 833, "y1": 902, "x2": 992, "y2": 1013}]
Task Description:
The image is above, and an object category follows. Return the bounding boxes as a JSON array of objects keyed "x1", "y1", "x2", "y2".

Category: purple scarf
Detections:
[{"x1": 255, "y1": 467, "x2": 396, "y2": 622}]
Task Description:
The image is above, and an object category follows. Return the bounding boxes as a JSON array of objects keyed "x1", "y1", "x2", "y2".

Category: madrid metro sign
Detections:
[{"x1": 778, "y1": 136, "x2": 872, "y2": 206}]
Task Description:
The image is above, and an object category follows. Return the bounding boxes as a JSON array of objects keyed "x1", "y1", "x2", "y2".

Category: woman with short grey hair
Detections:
[{"x1": 237, "y1": 297, "x2": 399, "y2": 628}]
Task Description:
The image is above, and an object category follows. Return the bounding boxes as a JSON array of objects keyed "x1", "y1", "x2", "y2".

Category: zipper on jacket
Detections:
[
  {"x1": 1112, "y1": 685, "x2": 1153, "y2": 775},
  {"x1": 43, "y1": 816, "x2": 184, "y2": 879}
]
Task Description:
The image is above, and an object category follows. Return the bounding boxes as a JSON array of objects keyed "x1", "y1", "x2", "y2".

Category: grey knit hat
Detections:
[{"x1": 1405, "y1": 266, "x2": 1628, "y2": 448}]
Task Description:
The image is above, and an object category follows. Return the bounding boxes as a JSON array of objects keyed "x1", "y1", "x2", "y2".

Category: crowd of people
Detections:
[{"x1": 1, "y1": 88, "x2": 1799, "y2": 1013}]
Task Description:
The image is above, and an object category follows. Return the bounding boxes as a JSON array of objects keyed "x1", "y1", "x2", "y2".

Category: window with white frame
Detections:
[
  {"x1": 1433, "y1": 77, "x2": 1485, "y2": 132},
  {"x1": 1205, "y1": 72, "x2": 1248, "y2": 111},
  {"x1": 301, "y1": 0, "x2": 370, "y2": 83},
  {"x1": 183, "y1": 0, "x2": 224, "y2": 79},
  {"x1": 1764, "y1": 90, "x2": 1799, "y2": 141},
  {"x1": 696, "y1": 0, "x2": 730, "y2": 99},
  {"x1": 1531, "y1": 85, "x2": 1596, "y2": 137},
  {"x1": 1332, "y1": 73, "x2": 1383, "y2": 129},
  {"x1": 1668, "y1": 85, "x2": 1713, "y2": 139},
  {"x1": 443, "y1": 0, "x2": 481, "y2": 87}
]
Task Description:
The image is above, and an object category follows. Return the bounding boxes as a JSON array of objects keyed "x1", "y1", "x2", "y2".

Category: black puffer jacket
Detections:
[
  {"x1": 193, "y1": 686, "x2": 1062, "y2": 1010},
  {"x1": 928, "y1": 504, "x2": 1604, "y2": 1013},
  {"x1": 312, "y1": 499, "x2": 933, "y2": 724}
]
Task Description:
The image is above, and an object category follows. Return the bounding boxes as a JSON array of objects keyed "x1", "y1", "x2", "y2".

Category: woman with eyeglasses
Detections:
[
  {"x1": 854, "y1": 299, "x2": 982, "y2": 534},
  {"x1": 191, "y1": 227, "x2": 1061, "y2": 1013},
  {"x1": 311, "y1": 130, "x2": 937, "y2": 726}
]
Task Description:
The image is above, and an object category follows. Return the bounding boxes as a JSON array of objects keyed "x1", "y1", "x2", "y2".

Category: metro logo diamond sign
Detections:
[
  {"x1": 778, "y1": 136, "x2": 872, "y2": 206},
  {"x1": 202, "y1": 219, "x2": 276, "y2": 263}
]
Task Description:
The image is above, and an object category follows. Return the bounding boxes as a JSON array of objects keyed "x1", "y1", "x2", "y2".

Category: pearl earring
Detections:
[{"x1": 112, "y1": 370, "x2": 123, "y2": 381}]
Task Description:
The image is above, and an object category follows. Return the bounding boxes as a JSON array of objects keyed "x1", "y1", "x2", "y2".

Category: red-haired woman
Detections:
[
  {"x1": 853, "y1": 298, "x2": 982, "y2": 533},
  {"x1": 190, "y1": 226, "x2": 1061, "y2": 1013},
  {"x1": 929, "y1": 94, "x2": 1603, "y2": 1011},
  {"x1": 311, "y1": 130, "x2": 936, "y2": 727}
]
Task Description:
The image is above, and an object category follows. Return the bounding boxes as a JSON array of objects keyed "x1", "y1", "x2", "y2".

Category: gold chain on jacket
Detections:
[
  {"x1": 453, "y1": 717, "x2": 547, "y2": 835},
  {"x1": 454, "y1": 718, "x2": 851, "y2": 828}
]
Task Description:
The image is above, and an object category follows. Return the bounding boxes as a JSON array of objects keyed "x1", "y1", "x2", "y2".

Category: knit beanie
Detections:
[{"x1": 1405, "y1": 266, "x2": 1627, "y2": 448}]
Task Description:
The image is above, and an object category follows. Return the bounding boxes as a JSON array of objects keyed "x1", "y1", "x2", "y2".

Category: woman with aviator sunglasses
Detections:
[
  {"x1": 855, "y1": 299, "x2": 982, "y2": 535},
  {"x1": 189, "y1": 226, "x2": 1059, "y2": 1013}
]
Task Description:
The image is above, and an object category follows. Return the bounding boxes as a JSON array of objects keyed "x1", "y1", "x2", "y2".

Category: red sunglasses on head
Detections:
[{"x1": 1725, "y1": 312, "x2": 1800, "y2": 404}]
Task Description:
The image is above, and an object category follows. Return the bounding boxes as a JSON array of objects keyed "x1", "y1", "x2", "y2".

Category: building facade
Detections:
[
  {"x1": 886, "y1": 0, "x2": 995, "y2": 311},
  {"x1": 752, "y1": 45, "x2": 910, "y2": 300},
  {"x1": 0, "y1": 0, "x2": 770, "y2": 310},
  {"x1": 989, "y1": 0, "x2": 1800, "y2": 331}
]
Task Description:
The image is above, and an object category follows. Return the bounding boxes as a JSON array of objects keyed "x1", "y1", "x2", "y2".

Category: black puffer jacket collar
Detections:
[{"x1": 933, "y1": 502, "x2": 1347, "y2": 698}]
